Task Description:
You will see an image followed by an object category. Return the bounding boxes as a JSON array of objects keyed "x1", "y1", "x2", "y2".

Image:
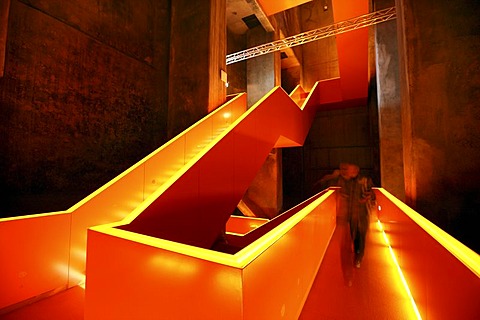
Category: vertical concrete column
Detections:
[
  {"x1": 243, "y1": 23, "x2": 283, "y2": 217},
  {"x1": 0, "y1": 0, "x2": 10, "y2": 76},
  {"x1": 396, "y1": 0, "x2": 480, "y2": 251},
  {"x1": 246, "y1": 25, "x2": 280, "y2": 107},
  {"x1": 168, "y1": 0, "x2": 226, "y2": 138},
  {"x1": 374, "y1": 0, "x2": 405, "y2": 201}
]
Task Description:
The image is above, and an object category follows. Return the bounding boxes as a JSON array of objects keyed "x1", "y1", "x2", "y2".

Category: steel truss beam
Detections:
[{"x1": 226, "y1": 7, "x2": 396, "y2": 65}]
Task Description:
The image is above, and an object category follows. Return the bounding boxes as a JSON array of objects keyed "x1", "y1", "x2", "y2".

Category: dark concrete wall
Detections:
[
  {"x1": 299, "y1": 0, "x2": 338, "y2": 91},
  {"x1": 306, "y1": 106, "x2": 378, "y2": 193},
  {"x1": 0, "y1": 0, "x2": 10, "y2": 76},
  {"x1": 246, "y1": 25, "x2": 278, "y2": 107},
  {"x1": 397, "y1": 0, "x2": 480, "y2": 252},
  {"x1": 274, "y1": 7, "x2": 302, "y2": 93},
  {"x1": 375, "y1": 0, "x2": 405, "y2": 201},
  {"x1": 226, "y1": 30, "x2": 246, "y2": 95},
  {"x1": 0, "y1": 0, "x2": 170, "y2": 217},
  {"x1": 281, "y1": 1, "x2": 379, "y2": 209},
  {"x1": 168, "y1": 0, "x2": 226, "y2": 138},
  {"x1": 283, "y1": 105, "x2": 379, "y2": 208},
  {"x1": 243, "y1": 22, "x2": 283, "y2": 217}
]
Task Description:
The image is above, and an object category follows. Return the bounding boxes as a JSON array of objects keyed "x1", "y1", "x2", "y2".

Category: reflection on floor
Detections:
[
  {"x1": 1, "y1": 219, "x2": 418, "y2": 320},
  {"x1": 299, "y1": 218, "x2": 417, "y2": 319}
]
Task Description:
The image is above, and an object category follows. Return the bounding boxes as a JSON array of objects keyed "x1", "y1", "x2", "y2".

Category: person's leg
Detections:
[{"x1": 354, "y1": 214, "x2": 369, "y2": 267}]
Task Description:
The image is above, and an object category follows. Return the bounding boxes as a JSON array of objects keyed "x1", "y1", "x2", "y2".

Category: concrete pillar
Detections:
[
  {"x1": 0, "y1": 0, "x2": 10, "y2": 76},
  {"x1": 396, "y1": 0, "x2": 480, "y2": 252},
  {"x1": 242, "y1": 23, "x2": 283, "y2": 217},
  {"x1": 374, "y1": 0, "x2": 405, "y2": 201},
  {"x1": 168, "y1": 0, "x2": 226, "y2": 138},
  {"x1": 246, "y1": 25, "x2": 279, "y2": 107},
  {"x1": 299, "y1": 0, "x2": 338, "y2": 91}
]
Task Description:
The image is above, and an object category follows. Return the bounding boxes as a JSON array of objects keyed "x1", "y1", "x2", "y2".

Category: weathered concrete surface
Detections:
[
  {"x1": 280, "y1": 1, "x2": 379, "y2": 209},
  {"x1": 303, "y1": 106, "x2": 378, "y2": 195},
  {"x1": 397, "y1": 0, "x2": 480, "y2": 252},
  {"x1": 375, "y1": 0, "x2": 405, "y2": 201},
  {"x1": 0, "y1": 0, "x2": 10, "y2": 76},
  {"x1": 299, "y1": 0, "x2": 338, "y2": 91},
  {"x1": 242, "y1": 22, "x2": 283, "y2": 217},
  {"x1": 226, "y1": 30, "x2": 246, "y2": 95},
  {"x1": 243, "y1": 149, "x2": 283, "y2": 219},
  {"x1": 168, "y1": 0, "x2": 226, "y2": 138},
  {"x1": 0, "y1": 0, "x2": 170, "y2": 217},
  {"x1": 246, "y1": 25, "x2": 279, "y2": 107}
]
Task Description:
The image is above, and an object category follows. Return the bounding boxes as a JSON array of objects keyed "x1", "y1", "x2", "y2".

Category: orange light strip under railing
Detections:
[
  {"x1": 376, "y1": 219, "x2": 422, "y2": 320},
  {"x1": 378, "y1": 188, "x2": 480, "y2": 278},
  {"x1": 91, "y1": 190, "x2": 335, "y2": 269}
]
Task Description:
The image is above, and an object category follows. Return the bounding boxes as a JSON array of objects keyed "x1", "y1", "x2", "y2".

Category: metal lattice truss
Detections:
[{"x1": 226, "y1": 6, "x2": 396, "y2": 65}]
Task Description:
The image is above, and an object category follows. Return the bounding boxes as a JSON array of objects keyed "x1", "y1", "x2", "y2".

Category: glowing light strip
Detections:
[
  {"x1": 70, "y1": 92, "x2": 248, "y2": 213},
  {"x1": 91, "y1": 190, "x2": 335, "y2": 269},
  {"x1": 0, "y1": 210, "x2": 68, "y2": 222},
  {"x1": 378, "y1": 188, "x2": 480, "y2": 278},
  {"x1": 234, "y1": 190, "x2": 334, "y2": 266},
  {"x1": 377, "y1": 220, "x2": 422, "y2": 320}
]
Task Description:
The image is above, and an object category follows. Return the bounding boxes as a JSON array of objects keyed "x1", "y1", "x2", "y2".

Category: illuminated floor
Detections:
[
  {"x1": 299, "y1": 219, "x2": 418, "y2": 319},
  {"x1": 1, "y1": 220, "x2": 417, "y2": 320}
]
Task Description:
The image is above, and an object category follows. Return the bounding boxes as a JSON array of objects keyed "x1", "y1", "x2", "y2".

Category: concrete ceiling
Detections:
[
  {"x1": 226, "y1": 0, "x2": 308, "y2": 69},
  {"x1": 226, "y1": 0, "x2": 314, "y2": 35}
]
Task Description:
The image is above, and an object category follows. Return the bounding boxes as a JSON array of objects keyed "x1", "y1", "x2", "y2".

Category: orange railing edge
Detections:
[{"x1": 376, "y1": 187, "x2": 480, "y2": 277}]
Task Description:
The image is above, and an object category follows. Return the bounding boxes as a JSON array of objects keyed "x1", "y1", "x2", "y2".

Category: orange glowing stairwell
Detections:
[
  {"x1": 1, "y1": 1, "x2": 372, "y2": 314},
  {"x1": 84, "y1": 82, "x2": 343, "y2": 319},
  {"x1": 109, "y1": 0, "x2": 372, "y2": 250},
  {"x1": 83, "y1": 51, "x2": 373, "y2": 316},
  {"x1": 115, "y1": 84, "x2": 324, "y2": 249},
  {"x1": 0, "y1": 93, "x2": 247, "y2": 311}
]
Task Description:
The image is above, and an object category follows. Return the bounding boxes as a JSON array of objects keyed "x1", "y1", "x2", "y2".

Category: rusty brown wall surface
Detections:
[
  {"x1": 375, "y1": 16, "x2": 405, "y2": 201},
  {"x1": 243, "y1": 149, "x2": 283, "y2": 218},
  {"x1": 168, "y1": 0, "x2": 226, "y2": 138},
  {"x1": 299, "y1": 0, "x2": 338, "y2": 91},
  {"x1": 226, "y1": 30, "x2": 246, "y2": 95},
  {"x1": 0, "y1": 0, "x2": 170, "y2": 217},
  {"x1": 0, "y1": 0, "x2": 11, "y2": 76},
  {"x1": 301, "y1": 105, "x2": 378, "y2": 198},
  {"x1": 207, "y1": 0, "x2": 226, "y2": 112},
  {"x1": 22, "y1": 0, "x2": 157, "y2": 63},
  {"x1": 399, "y1": 0, "x2": 480, "y2": 252}
]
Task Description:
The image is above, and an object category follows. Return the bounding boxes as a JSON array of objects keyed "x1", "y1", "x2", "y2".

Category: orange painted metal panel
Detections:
[
  {"x1": 375, "y1": 189, "x2": 480, "y2": 320},
  {"x1": 85, "y1": 227, "x2": 244, "y2": 320},
  {"x1": 317, "y1": 78, "x2": 343, "y2": 104},
  {"x1": 332, "y1": 0, "x2": 369, "y2": 103},
  {"x1": 120, "y1": 85, "x2": 322, "y2": 249},
  {"x1": 242, "y1": 194, "x2": 336, "y2": 319},
  {"x1": 226, "y1": 216, "x2": 269, "y2": 236},
  {"x1": 68, "y1": 167, "x2": 145, "y2": 287},
  {"x1": 84, "y1": 191, "x2": 336, "y2": 319},
  {"x1": 0, "y1": 213, "x2": 71, "y2": 309},
  {"x1": 257, "y1": 0, "x2": 313, "y2": 16},
  {"x1": 143, "y1": 135, "x2": 187, "y2": 196},
  {"x1": 227, "y1": 190, "x2": 329, "y2": 250},
  {"x1": 0, "y1": 94, "x2": 247, "y2": 310}
]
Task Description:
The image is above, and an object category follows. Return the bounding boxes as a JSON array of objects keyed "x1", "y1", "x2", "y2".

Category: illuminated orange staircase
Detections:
[
  {"x1": 1, "y1": 1, "x2": 373, "y2": 313},
  {"x1": 115, "y1": 84, "x2": 320, "y2": 250},
  {"x1": 2, "y1": 0, "x2": 478, "y2": 317}
]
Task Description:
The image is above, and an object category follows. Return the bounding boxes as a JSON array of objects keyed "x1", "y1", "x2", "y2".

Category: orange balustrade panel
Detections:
[
  {"x1": 0, "y1": 213, "x2": 71, "y2": 310},
  {"x1": 226, "y1": 216, "x2": 269, "y2": 236},
  {"x1": 118, "y1": 84, "x2": 324, "y2": 249},
  {"x1": 84, "y1": 190, "x2": 336, "y2": 319},
  {"x1": 375, "y1": 188, "x2": 480, "y2": 320},
  {"x1": 0, "y1": 94, "x2": 247, "y2": 310},
  {"x1": 332, "y1": 0, "x2": 369, "y2": 104}
]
